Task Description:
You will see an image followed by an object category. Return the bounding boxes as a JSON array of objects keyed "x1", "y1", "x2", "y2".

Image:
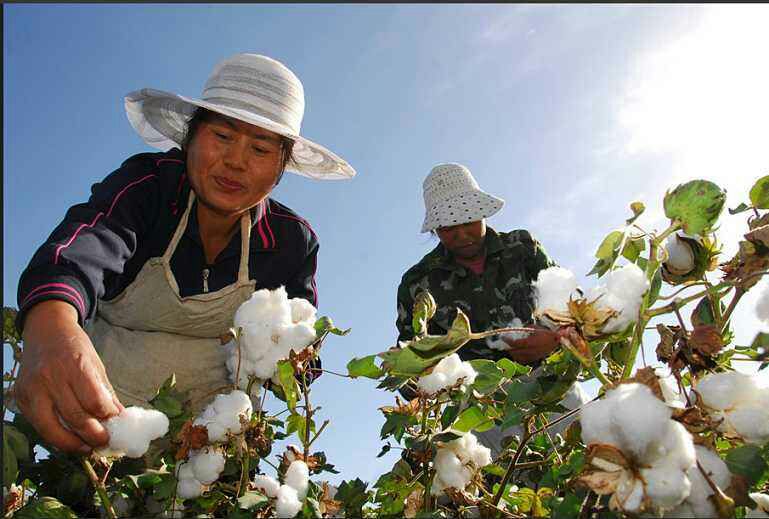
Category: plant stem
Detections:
[
  {"x1": 238, "y1": 451, "x2": 250, "y2": 497},
  {"x1": 421, "y1": 399, "x2": 432, "y2": 513},
  {"x1": 301, "y1": 375, "x2": 312, "y2": 459},
  {"x1": 492, "y1": 424, "x2": 531, "y2": 508},
  {"x1": 307, "y1": 419, "x2": 330, "y2": 449},
  {"x1": 720, "y1": 288, "x2": 745, "y2": 333},
  {"x1": 81, "y1": 457, "x2": 116, "y2": 519},
  {"x1": 646, "y1": 287, "x2": 731, "y2": 318},
  {"x1": 308, "y1": 367, "x2": 353, "y2": 378},
  {"x1": 559, "y1": 337, "x2": 611, "y2": 387}
]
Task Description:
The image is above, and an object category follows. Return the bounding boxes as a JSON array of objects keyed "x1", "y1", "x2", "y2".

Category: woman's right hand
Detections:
[{"x1": 14, "y1": 300, "x2": 124, "y2": 453}]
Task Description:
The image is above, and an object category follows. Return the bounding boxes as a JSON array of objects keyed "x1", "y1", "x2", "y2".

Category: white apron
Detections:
[{"x1": 86, "y1": 191, "x2": 255, "y2": 412}]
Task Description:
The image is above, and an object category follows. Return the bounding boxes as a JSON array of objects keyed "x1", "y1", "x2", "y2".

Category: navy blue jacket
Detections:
[{"x1": 16, "y1": 149, "x2": 320, "y2": 335}]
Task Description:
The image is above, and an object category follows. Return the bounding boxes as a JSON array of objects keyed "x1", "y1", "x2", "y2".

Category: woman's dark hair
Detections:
[{"x1": 181, "y1": 107, "x2": 295, "y2": 185}]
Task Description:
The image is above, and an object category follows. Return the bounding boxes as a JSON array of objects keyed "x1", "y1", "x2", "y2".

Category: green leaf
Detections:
[
  {"x1": 664, "y1": 179, "x2": 726, "y2": 235},
  {"x1": 3, "y1": 432, "x2": 18, "y2": 484},
  {"x1": 729, "y1": 202, "x2": 753, "y2": 215},
  {"x1": 149, "y1": 374, "x2": 185, "y2": 418},
  {"x1": 440, "y1": 404, "x2": 461, "y2": 430},
  {"x1": 468, "y1": 359, "x2": 504, "y2": 394},
  {"x1": 314, "y1": 316, "x2": 350, "y2": 336},
  {"x1": 587, "y1": 257, "x2": 612, "y2": 278},
  {"x1": 506, "y1": 379, "x2": 541, "y2": 404},
  {"x1": 750, "y1": 175, "x2": 769, "y2": 209},
  {"x1": 621, "y1": 235, "x2": 646, "y2": 262},
  {"x1": 409, "y1": 309, "x2": 472, "y2": 353},
  {"x1": 4, "y1": 424, "x2": 30, "y2": 463},
  {"x1": 497, "y1": 358, "x2": 531, "y2": 378},
  {"x1": 376, "y1": 443, "x2": 391, "y2": 458},
  {"x1": 453, "y1": 405, "x2": 494, "y2": 433},
  {"x1": 432, "y1": 431, "x2": 463, "y2": 443},
  {"x1": 336, "y1": 478, "x2": 371, "y2": 518},
  {"x1": 277, "y1": 360, "x2": 299, "y2": 412},
  {"x1": 380, "y1": 413, "x2": 416, "y2": 442},
  {"x1": 594, "y1": 230, "x2": 623, "y2": 260},
  {"x1": 286, "y1": 412, "x2": 315, "y2": 444},
  {"x1": 237, "y1": 490, "x2": 269, "y2": 510},
  {"x1": 14, "y1": 497, "x2": 79, "y2": 519},
  {"x1": 412, "y1": 291, "x2": 437, "y2": 336},
  {"x1": 725, "y1": 445, "x2": 768, "y2": 485},
  {"x1": 347, "y1": 355, "x2": 384, "y2": 379}
]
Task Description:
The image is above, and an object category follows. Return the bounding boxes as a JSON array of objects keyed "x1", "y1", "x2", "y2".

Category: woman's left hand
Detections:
[{"x1": 501, "y1": 327, "x2": 560, "y2": 364}]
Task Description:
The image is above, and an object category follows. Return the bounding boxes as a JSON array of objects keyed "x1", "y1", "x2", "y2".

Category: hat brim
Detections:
[
  {"x1": 125, "y1": 88, "x2": 356, "y2": 180},
  {"x1": 421, "y1": 191, "x2": 504, "y2": 233}
]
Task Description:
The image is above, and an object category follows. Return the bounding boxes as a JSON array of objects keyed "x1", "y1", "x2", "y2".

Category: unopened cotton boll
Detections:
[
  {"x1": 275, "y1": 485, "x2": 303, "y2": 518},
  {"x1": 284, "y1": 460, "x2": 309, "y2": 499},
  {"x1": 100, "y1": 406, "x2": 169, "y2": 458},
  {"x1": 416, "y1": 354, "x2": 477, "y2": 395},
  {"x1": 664, "y1": 234, "x2": 696, "y2": 274},
  {"x1": 252, "y1": 474, "x2": 280, "y2": 498},
  {"x1": 533, "y1": 266, "x2": 580, "y2": 315}
]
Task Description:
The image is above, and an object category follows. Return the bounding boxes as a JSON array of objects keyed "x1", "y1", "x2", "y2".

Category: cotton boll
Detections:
[
  {"x1": 430, "y1": 474, "x2": 448, "y2": 496},
  {"x1": 533, "y1": 266, "x2": 580, "y2": 314},
  {"x1": 648, "y1": 421, "x2": 696, "y2": 471},
  {"x1": 176, "y1": 478, "x2": 204, "y2": 500},
  {"x1": 284, "y1": 460, "x2": 309, "y2": 499},
  {"x1": 605, "y1": 263, "x2": 649, "y2": 299},
  {"x1": 252, "y1": 474, "x2": 280, "y2": 498},
  {"x1": 290, "y1": 298, "x2": 317, "y2": 325},
  {"x1": 655, "y1": 369, "x2": 687, "y2": 409},
  {"x1": 641, "y1": 463, "x2": 691, "y2": 511},
  {"x1": 275, "y1": 485, "x2": 303, "y2": 518},
  {"x1": 102, "y1": 407, "x2": 169, "y2": 458},
  {"x1": 723, "y1": 400, "x2": 769, "y2": 445},
  {"x1": 190, "y1": 448, "x2": 226, "y2": 485},
  {"x1": 610, "y1": 384, "x2": 672, "y2": 460},
  {"x1": 434, "y1": 449, "x2": 471, "y2": 490},
  {"x1": 580, "y1": 398, "x2": 620, "y2": 447},
  {"x1": 212, "y1": 390, "x2": 252, "y2": 433},
  {"x1": 683, "y1": 446, "x2": 731, "y2": 516},
  {"x1": 234, "y1": 289, "x2": 273, "y2": 328},
  {"x1": 695, "y1": 371, "x2": 759, "y2": 411},
  {"x1": 664, "y1": 234, "x2": 696, "y2": 275},
  {"x1": 615, "y1": 473, "x2": 645, "y2": 513}
]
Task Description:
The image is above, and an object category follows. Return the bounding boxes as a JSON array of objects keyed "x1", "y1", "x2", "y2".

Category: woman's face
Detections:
[
  {"x1": 186, "y1": 113, "x2": 284, "y2": 218},
  {"x1": 436, "y1": 219, "x2": 487, "y2": 259}
]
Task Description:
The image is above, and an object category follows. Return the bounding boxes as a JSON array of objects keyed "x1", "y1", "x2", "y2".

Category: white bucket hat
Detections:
[
  {"x1": 124, "y1": 53, "x2": 355, "y2": 180},
  {"x1": 421, "y1": 163, "x2": 504, "y2": 233}
]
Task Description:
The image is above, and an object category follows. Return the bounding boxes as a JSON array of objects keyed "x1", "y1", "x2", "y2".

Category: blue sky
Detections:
[{"x1": 4, "y1": 4, "x2": 769, "y2": 485}]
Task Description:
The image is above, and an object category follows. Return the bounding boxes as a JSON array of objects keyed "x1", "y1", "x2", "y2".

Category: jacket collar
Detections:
[{"x1": 424, "y1": 227, "x2": 504, "y2": 273}]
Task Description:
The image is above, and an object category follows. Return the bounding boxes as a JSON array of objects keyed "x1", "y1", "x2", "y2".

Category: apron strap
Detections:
[
  {"x1": 162, "y1": 189, "x2": 252, "y2": 283},
  {"x1": 163, "y1": 190, "x2": 196, "y2": 262}
]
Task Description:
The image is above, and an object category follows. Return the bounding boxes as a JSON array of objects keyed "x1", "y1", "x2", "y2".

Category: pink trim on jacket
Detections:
[
  {"x1": 21, "y1": 283, "x2": 86, "y2": 317},
  {"x1": 53, "y1": 174, "x2": 157, "y2": 265}
]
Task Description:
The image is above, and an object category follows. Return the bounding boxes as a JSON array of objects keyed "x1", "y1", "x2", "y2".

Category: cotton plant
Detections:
[
  {"x1": 95, "y1": 406, "x2": 169, "y2": 459},
  {"x1": 251, "y1": 456, "x2": 310, "y2": 518},
  {"x1": 578, "y1": 383, "x2": 697, "y2": 514},
  {"x1": 225, "y1": 286, "x2": 318, "y2": 390},
  {"x1": 431, "y1": 432, "x2": 492, "y2": 497},
  {"x1": 416, "y1": 353, "x2": 477, "y2": 395},
  {"x1": 662, "y1": 233, "x2": 696, "y2": 276},
  {"x1": 693, "y1": 371, "x2": 769, "y2": 445},
  {"x1": 192, "y1": 390, "x2": 253, "y2": 443}
]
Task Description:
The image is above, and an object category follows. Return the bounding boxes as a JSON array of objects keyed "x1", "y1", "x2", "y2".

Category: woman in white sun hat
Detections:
[
  {"x1": 13, "y1": 53, "x2": 355, "y2": 454},
  {"x1": 395, "y1": 163, "x2": 587, "y2": 456}
]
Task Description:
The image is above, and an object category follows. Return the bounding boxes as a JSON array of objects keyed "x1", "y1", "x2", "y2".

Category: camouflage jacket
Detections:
[{"x1": 395, "y1": 228, "x2": 556, "y2": 363}]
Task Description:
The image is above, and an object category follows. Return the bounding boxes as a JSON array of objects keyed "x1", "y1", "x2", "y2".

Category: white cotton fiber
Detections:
[
  {"x1": 580, "y1": 397, "x2": 620, "y2": 447},
  {"x1": 695, "y1": 371, "x2": 758, "y2": 411},
  {"x1": 533, "y1": 267, "x2": 580, "y2": 315},
  {"x1": 275, "y1": 484, "x2": 303, "y2": 518},
  {"x1": 284, "y1": 460, "x2": 309, "y2": 500},
  {"x1": 190, "y1": 448, "x2": 226, "y2": 485},
  {"x1": 431, "y1": 431, "x2": 491, "y2": 496},
  {"x1": 176, "y1": 477, "x2": 204, "y2": 500},
  {"x1": 722, "y1": 399, "x2": 769, "y2": 445},
  {"x1": 641, "y1": 463, "x2": 692, "y2": 511},
  {"x1": 228, "y1": 288, "x2": 318, "y2": 387},
  {"x1": 664, "y1": 234, "x2": 696, "y2": 274},
  {"x1": 655, "y1": 368, "x2": 687, "y2": 409},
  {"x1": 674, "y1": 445, "x2": 731, "y2": 517},
  {"x1": 193, "y1": 390, "x2": 252, "y2": 443},
  {"x1": 252, "y1": 474, "x2": 280, "y2": 498},
  {"x1": 100, "y1": 406, "x2": 169, "y2": 458},
  {"x1": 416, "y1": 354, "x2": 477, "y2": 395},
  {"x1": 610, "y1": 384, "x2": 673, "y2": 460},
  {"x1": 591, "y1": 263, "x2": 649, "y2": 334}
]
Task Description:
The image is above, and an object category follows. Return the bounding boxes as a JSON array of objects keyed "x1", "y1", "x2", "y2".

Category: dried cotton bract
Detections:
[
  {"x1": 586, "y1": 263, "x2": 650, "y2": 334},
  {"x1": 416, "y1": 354, "x2": 477, "y2": 395},
  {"x1": 579, "y1": 383, "x2": 696, "y2": 514},
  {"x1": 193, "y1": 390, "x2": 253, "y2": 443},
  {"x1": 227, "y1": 287, "x2": 317, "y2": 388},
  {"x1": 96, "y1": 406, "x2": 169, "y2": 459},
  {"x1": 695, "y1": 371, "x2": 769, "y2": 445},
  {"x1": 431, "y1": 432, "x2": 492, "y2": 496}
]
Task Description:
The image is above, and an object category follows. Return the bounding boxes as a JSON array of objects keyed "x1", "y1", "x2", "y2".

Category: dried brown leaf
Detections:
[
  {"x1": 175, "y1": 420, "x2": 209, "y2": 460},
  {"x1": 318, "y1": 482, "x2": 343, "y2": 516},
  {"x1": 690, "y1": 325, "x2": 724, "y2": 356},
  {"x1": 746, "y1": 225, "x2": 769, "y2": 248},
  {"x1": 576, "y1": 469, "x2": 624, "y2": 496},
  {"x1": 379, "y1": 396, "x2": 422, "y2": 417},
  {"x1": 404, "y1": 487, "x2": 425, "y2": 518},
  {"x1": 628, "y1": 367, "x2": 665, "y2": 402}
]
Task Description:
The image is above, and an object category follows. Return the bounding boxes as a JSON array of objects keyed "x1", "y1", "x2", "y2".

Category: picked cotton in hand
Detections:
[
  {"x1": 97, "y1": 406, "x2": 169, "y2": 458},
  {"x1": 416, "y1": 354, "x2": 477, "y2": 395}
]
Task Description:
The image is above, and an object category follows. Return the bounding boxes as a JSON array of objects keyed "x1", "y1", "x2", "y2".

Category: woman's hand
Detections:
[
  {"x1": 14, "y1": 300, "x2": 124, "y2": 453},
  {"x1": 501, "y1": 326, "x2": 561, "y2": 365}
]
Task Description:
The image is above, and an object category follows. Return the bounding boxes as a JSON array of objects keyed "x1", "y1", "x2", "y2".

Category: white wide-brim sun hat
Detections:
[
  {"x1": 124, "y1": 53, "x2": 355, "y2": 180},
  {"x1": 421, "y1": 163, "x2": 504, "y2": 233}
]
